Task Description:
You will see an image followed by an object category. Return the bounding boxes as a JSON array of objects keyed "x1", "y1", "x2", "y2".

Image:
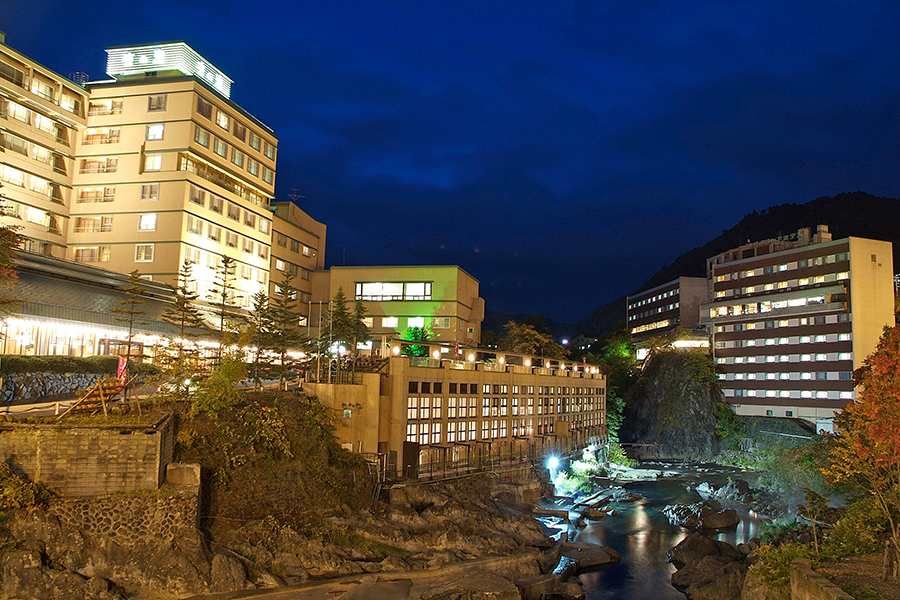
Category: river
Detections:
[{"x1": 568, "y1": 465, "x2": 763, "y2": 600}]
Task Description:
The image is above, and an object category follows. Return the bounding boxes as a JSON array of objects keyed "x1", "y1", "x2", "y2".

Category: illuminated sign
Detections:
[{"x1": 106, "y1": 42, "x2": 233, "y2": 98}]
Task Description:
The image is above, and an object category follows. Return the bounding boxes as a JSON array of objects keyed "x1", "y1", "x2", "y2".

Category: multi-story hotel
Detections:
[
  {"x1": 627, "y1": 276, "x2": 708, "y2": 342},
  {"x1": 701, "y1": 225, "x2": 894, "y2": 431},
  {"x1": 69, "y1": 42, "x2": 277, "y2": 312},
  {"x1": 0, "y1": 32, "x2": 88, "y2": 258},
  {"x1": 310, "y1": 265, "x2": 485, "y2": 354},
  {"x1": 305, "y1": 345, "x2": 607, "y2": 478},
  {"x1": 270, "y1": 199, "x2": 326, "y2": 317}
]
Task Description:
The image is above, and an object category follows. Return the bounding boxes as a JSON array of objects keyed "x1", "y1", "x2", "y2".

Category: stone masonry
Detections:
[{"x1": 0, "y1": 414, "x2": 173, "y2": 496}]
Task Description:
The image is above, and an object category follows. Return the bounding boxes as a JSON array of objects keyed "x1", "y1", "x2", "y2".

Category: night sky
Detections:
[{"x1": 2, "y1": 1, "x2": 898, "y2": 322}]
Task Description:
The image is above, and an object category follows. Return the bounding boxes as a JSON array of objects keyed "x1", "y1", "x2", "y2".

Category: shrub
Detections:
[
  {"x1": 821, "y1": 497, "x2": 887, "y2": 560},
  {"x1": 0, "y1": 463, "x2": 50, "y2": 509},
  {"x1": 754, "y1": 542, "x2": 820, "y2": 586},
  {"x1": 0, "y1": 355, "x2": 119, "y2": 375}
]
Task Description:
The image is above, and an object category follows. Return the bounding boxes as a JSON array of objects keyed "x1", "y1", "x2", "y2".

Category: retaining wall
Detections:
[
  {"x1": 0, "y1": 414, "x2": 174, "y2": 496},
  {"x1": 1, "y1": 372, "x2": 108, "y2": 403},
  {"x1": 791, "y1": 558, "x2": 853, "y2": 600}
]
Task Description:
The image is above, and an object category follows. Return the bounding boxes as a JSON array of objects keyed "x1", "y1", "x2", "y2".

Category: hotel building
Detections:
[
  {"x1": 627, "y1": 276, "x2": 708, "y2": 345},
  {"x1": 69, "y1": 42, "x2": 277, "y2": 312},
  {"x1": 310, "y1": 265, "x2": 485, "y2": 353},
  {"x1": 270, "y1": 199, "x2": 326, "y2": 318},
  {"x1": 701, "y1": 225, "x2": 894, "y2": 431},
  {"x1": 305, "y1": 346, "x2": 607, "y2": 479},
  {"x1": 0, "y1": 32, "x2": 88, "y2": 258}
]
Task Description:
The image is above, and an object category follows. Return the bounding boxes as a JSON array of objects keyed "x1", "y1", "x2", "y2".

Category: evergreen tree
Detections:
[
  {"x1": 0, "y1": 187, "x2": 23, "y2": 317},
  {"x1": 350, "y1": 298, "x2": 370, "y2": 373},
  {"x1": 111, "y1": 270, "x2": 149, "y2": 362},
  {"x1": 247, "y1": 290, "x2": 272, "y2": 388},
  {"x1": 402, "y1": 326, "x2": 431, "y2": 357},
  {"x1": 269, "y1": 271, "x2": 306, "y2": 387},
  {"x1": 207, "y1": 255, "x2": 240, "y2": 354},
  {"x1": 159, "y1": 261, "x2": 207, "y2": 400}
]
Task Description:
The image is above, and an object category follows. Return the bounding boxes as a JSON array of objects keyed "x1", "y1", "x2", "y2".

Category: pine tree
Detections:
[
  {"x1": 159, "y1": 261, "x2": 207, "y2": 400},
  {"x1": 0, "y1": 186, "x2": 24, "y2": 316},
  {"x1": 247, "y1": 290, "x2": 272, "y2": 388},
  {"x1": 350, "y1": 298, "x2": 370, "y2": 373},
  {"x1": 269, "y1": 270, "x2": 306, "y2": 387},
  {"x1": 207, "y1": 255, "x2": 240, "y2": 355},
  {"x1": 111, "y1": 270, "x2": 149, "y2": 362}
]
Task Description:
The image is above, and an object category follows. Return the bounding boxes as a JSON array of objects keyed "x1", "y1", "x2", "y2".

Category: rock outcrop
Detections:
[
  {"x1": 668, "y1": 533, "x2": 749, "y2": 600},
  {"x1": 621, "y1": 350, "x2": 721, "y2": 460},
  {"x1": 663, "y1": 499, "x2": 740, "y2": 530}
]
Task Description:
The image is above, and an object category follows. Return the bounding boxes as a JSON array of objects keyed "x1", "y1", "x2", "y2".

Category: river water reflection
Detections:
[{"x1": 574, "y1": 465, "x2": 762, "y2": 600}]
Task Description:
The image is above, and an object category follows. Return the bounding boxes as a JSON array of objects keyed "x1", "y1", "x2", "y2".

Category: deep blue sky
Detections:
[{"x1": 3, "y1": 1, "x2": 899, "y2": 322}]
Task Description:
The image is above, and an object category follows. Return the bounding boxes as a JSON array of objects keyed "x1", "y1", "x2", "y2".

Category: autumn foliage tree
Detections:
[
  {"x1": 823, "y1": 325, "x2": 900, "y2": 579},
  {"x1": 499, "y1": 321, "x2": 568, "y2": 359}
]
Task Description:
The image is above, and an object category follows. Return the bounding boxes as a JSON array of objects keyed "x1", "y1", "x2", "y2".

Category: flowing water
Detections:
[{"x1": 567, "y1": 465, "x2": 763, "y2": 600}]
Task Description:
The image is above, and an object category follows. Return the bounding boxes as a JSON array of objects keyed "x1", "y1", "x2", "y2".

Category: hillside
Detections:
[{"x1": 573, "y1": 191, "x2": 900, "y2": 336}]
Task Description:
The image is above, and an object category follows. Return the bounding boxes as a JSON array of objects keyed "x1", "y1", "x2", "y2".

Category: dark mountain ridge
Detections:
[{"x1": 563, "y1": 191, "x2": 900, "y2": 338}]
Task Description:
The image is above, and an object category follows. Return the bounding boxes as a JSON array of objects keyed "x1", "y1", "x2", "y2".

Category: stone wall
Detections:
[
  {"x1": 0, "y1": 414, "x2": 174, "y2": 496},
  {"x1": 790, "y1": 558, "x2": 853, "y2": 600},
  {"x1": 1, "y1": 372, "x2": 108, "y2": 403}
]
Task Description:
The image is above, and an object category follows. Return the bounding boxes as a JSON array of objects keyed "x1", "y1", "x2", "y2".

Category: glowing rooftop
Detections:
[{"x1": 105, "y1": 41, "x2": 233, "y2": 98}]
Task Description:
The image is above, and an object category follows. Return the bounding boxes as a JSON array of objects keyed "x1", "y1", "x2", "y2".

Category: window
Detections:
[
  {"x1": 79, "y1": 158, "x2": 117, "y2": 173},
  {"x1": 194, "y1": 126, "x2": 210, "y2": 147},
  {"x1": 141, "y1": 183, "x2": 159, "y2": 201},
  {"x1": 259, "y1": 220, "x2": 270, "y2": 234},
  {"x1": 290, "y1": 239, "x2": 300, "y2": 252},
  {"x1": 264, "y1": 141, "x2": 275, "y2": 159},
  {"x1": 258, "y1": 245, "x2": 269, "y2": 259},
  {"x1": 276, "y1": 233, "x2": 287, "y2": 247},
  {"x1": 302, "y1": 244, "x2": 311, "y2": 256},
  {"x1": 242, "y1": 237, "x2": 253, "y2": 253},
  {"x1": 88, "y1": 99, "x2": 123, "y2": 116},
  {"x1": 73, "y1": 217, "x2": 113, "y2": 232},
  {"x1": 138, "y1": 213, "x2": 157, "y2": 231},
  {"x1": 144, "y1": 155, "x2": 162, "y2": 171},
  {"x1": 383, "y1": 317, "x2": 398, "y2": 328},
  {"x1": 146, "y1": 124, "x2": 164, "y2": 140},
  {"x1": 433, "y1": 317, "x2": 451, "y2": 329},
  {"x1": 74, "y1": 246, "x2": 110, "y2": 263},
  {"x1": 231, "y1": 148, "x2": 244, "y2": 168},
  {"x1": 249, "y1": 131, "x2": 261, "y2": 150},
  {"x1": 208, "y1": 225, "x2": 221, "y2": 242},
  {"x1": 213, "y1": 138, "x2": 227, "y2": 157},
  {"x1": 197, "y1": 96, "x2": 213, "y2": 119},
  {"x1": 225, "y1": 232, "x2": 238, "y2": 248},
  {"x1": 216, "y1": 111, "x2": 230, "y2": 130},
  {"x1": 838, "y1": 352, "x2": 852, "y2": 360},
  {"x1": 275, "y1": 258, "x2": 287, "y2": 271},
  {"x1": 262, "y1": 167, "x2": 273, "y2": 184},
  {"x1": 247, "y1": 158, "x2": 259, "y2": 176},
  {"x1": 148, "y1": 94, "x2": 167, "y2": 111},
  {"x1": 838, "y1": 333, "x2": 851, "y2": 341},
  {"x1": 785, "y1": 410, "x2": 793, "y2": 417},
  {"x1": 83, "y1": 128, "x2": 121, "y2": 144},
  {"x1": 227, "y1": 203, "x2": 240, "y2": 220},
  {"x1": 186, "y1": 215, "x2": 203, "y2": 235},
  {"x1": 189, "y1": 185, "x2": 206, "y2": 206},
  {"x1": 408, "y1": 317, "x2": 425, "y2": 327},
  {"x1": 233, "y1": 121, "x2": 246, "y2": 142},
  {"x1": 209, "y1": 195, "x2": 223, "y2": 214},
  {"x1": 135, "y1": 244, "x2": 154, "y2": 262},
  {"x1": 243, "y1": 211, "x2": 256, "y2": 228}
]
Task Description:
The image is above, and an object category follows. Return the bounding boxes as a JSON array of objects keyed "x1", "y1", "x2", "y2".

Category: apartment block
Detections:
[
  {"x1": 701, "y1": 225, "x2": 894, "y2": 431},
  {"x1": 69, "y1": 42, "x2": 277, "y2": 311},
  {"x1": 627, "y1": 276, "x2": 708, "y2": 341},
  {"x1": 0, "y1": 33, "x2": 88, "y2": 257},
  {"x1": 311, "y1": 265, "x2": 485, "y2": 354}
]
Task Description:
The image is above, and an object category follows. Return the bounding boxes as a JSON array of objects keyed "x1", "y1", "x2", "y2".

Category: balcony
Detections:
[{"x1": 179, "y1": 153, "x2": 269, "y2": 209}]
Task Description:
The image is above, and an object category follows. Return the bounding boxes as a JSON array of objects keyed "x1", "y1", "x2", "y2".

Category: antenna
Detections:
[{"x1": 288, "y1": 188, "x2": 305, "y2": 204}]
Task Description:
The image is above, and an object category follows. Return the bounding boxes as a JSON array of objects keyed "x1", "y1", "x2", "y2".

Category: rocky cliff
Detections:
[{"x1": 621, "y1": 350, "x2": 722, "y2": 460}]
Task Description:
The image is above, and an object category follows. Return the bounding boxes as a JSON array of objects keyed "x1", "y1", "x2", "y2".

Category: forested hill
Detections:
[{"x1": 575, "y1": 191, "x2": 900, "y2": 336}]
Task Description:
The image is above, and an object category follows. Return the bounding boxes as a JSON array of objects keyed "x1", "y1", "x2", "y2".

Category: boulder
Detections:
[
  {"x1": 664, "y1": 500, "x2": 739, "y2": 530},
  {"x1": 668, "y1": 533, "x2": 740, "y2": 568}
]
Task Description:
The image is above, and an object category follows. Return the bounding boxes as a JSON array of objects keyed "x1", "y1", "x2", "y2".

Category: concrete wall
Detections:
[
  {"x1": 0, "y1": 413, "x2": 174, "y2": 496},
  {"x1": 790, "y1": 558, "x2": 852, "y2": 600}
]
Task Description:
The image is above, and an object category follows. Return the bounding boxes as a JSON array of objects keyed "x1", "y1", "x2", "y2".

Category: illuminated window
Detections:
[
  {"x1": 258, "y1": 245, "x2": 269, "y2": 259},
  {"x1": 764, "y1": 283, "x2": 774, "y2": 291},
  {"x1": 227, "y1": 203, "x2": 240, "y2": 220},
  {"x1": 262, "y1": 167, "x2": 273, "y2": 184},
  {"x1": 208, "y1": 225, "x2": 221, "y2": 242},
  {"x1": 216, "y1": 111, "x2": 230, "y2": 130},
  {"x1": 74, "y1": 246, "x2": 110, "y2": 263},
  {"x1": 408, "y1": 317, "x2": 425, "y2": 327},
  {"x1": 275, "y1": 259, "x2": 286, "y2": 271},
  {"x1": 838, "y1": 352, "x2": 851, "y2": 360},
  {"x1": 135, "y1": 244, "x2": 154, "y2": 262},
  {"x1": 249, "y1": 131, "x2": 261, "y2": 150},
  {"x1": 144, "y1": 155, "x2": 162, "y2": 171},
  {"x1": 148, "y1": 94, "x2": 167, "y2": 111},
  {"x1": 233, "y1": 121, "x2": 246, "y2": 142},
  {"x1": 138, "y1": 213, "x2": 157, "y2": 231},
  {"x1": 247, "y1": 158, "x2": 259, "y2": 176},
  {"x1": 209, "y1": 195, "x2": 223, "y2": 214},
  {"x1": 213, "y1": 138, "x2": 227, "y2": 157},
  {"x1": 189, "y1": 185, "x2": 206, "y2": 206},
  {"x1": 231, "y1": 148, "x2": 245, "y2": 168},
  {"x1": 383, "y1": 317, "x2": 399, "y2": 328},
  {"x1": 243, "y1": 211, "x2": 256, "y2": 228},
  {"x1": 777, "y1": 281, "x2": 788, "y2": 289},
  {"x1": 264, "y1": 141, "x2": 275, "y2": 160},
  {"x1": 812, "y1": 275, "x2": 825, "y2": 284},
  {"x1": 715, "y1": 291, "x2": 725, "y2": 298},
  {"x1": 259, "y1": 220, "x2": 270, "y2": 235},
  {"x1": 836, "y1": 271, "x2": 849, "y2": 280},
  {"x1": 799, "y1": 278, "x2": 810, "y2": 286},
  {"x1": 433, "y1": 317, "x2": 451, "y2": 329},
  {"x1": 146, "y1": 124, "x2": 164, "y2": 140},
  {"x1": 194, "y1": 126, "x2": 210, "y2": 147},
  {"x1": 225, "y1": 232, "x2": 238, "y2": 248}
]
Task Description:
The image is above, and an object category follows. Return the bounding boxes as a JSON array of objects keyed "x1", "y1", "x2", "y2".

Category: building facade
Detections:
[
  {"x1": 69, "y1": 42, "x2": 277, "y2": 313},
  {"x1": 305, "y1": 347, "x2": 607, "y2": 479},
  {"x1": 627, "y1": 276, "x2": 708, "y2": 342},
  {"x1": 701, "y1": 226, "x2": 894, "y2": 431},
  {"x1": 311, "y1": 265, "x2": 485, "y2": 353},
  {"x1": 269, "y1": 199, "x2": 326, "y2": 320},
  {"x1": 0, "y1": 33, "x2": 88, "y2": 258}
]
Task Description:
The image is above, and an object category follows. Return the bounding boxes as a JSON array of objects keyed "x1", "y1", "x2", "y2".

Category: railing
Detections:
[
  {"x1": 534, "y1": 367, "x2": 552, "y2": 375},
  {"x1": 482, "y1": 363, "x2": 506, "y2": 373},
  {"x1": 179, "y1": 154, "x2": 270, "y2": 209},
  {"x1": 446, "y1": 360, "x2": 476, "y2": 370},
  {"x1": 409, "y1": 357, "x2": 441, "y2": 368}
]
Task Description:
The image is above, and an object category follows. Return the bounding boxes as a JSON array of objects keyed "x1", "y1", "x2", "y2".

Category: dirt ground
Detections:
[{"x1": 821, "y1": 552, "x2": 899, "y2": 600}]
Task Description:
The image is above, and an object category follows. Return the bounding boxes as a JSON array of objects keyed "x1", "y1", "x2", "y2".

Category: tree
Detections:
[
  {"x1": 159, "y1": 261, "x2": 208, "y2": 400},
  {"x1": 0, "y1": 189, "x2": 24, "y2": 317},
  {"x1": 585, "y1": 328, "x2": 638, "y2": 459},
  {"x1": 402, "y1": 326, "x2": 431, "y2": 357},
  {"x1": 207, "y1": 255, "x2": 241, "y2": 352},
  {"x1": 111, "y1": 270, "x2": 149, "y2": 362},
  {"x1": 822, "y1": 325, "x2": 900, "y2": 579},
  {"x1": 499, "y1": 321, "x2": 568, "y2": 359},
  {"x1": 320, "y1": 287, "x2": 354, "y2": 382},
  {"x1": 350, "y1": 298, "x2": 370, "y2": 373},
  {"x1": 269, "y1": 270, "x2": 306, "y2": 387},
  {"x1": 247, "y1": 290, "x2": 272, "y2": 388}
]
